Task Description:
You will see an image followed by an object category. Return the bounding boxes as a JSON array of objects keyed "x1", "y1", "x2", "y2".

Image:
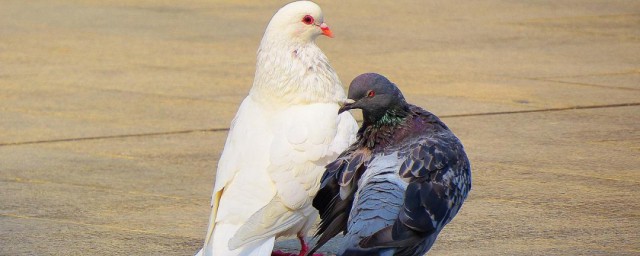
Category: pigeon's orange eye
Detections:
[
  {"x1": 367, "y1": 90, "x2": 375, "y2": 98},
  {"x1": 302, "y1": 15, "x2": 314, "y2": 25}
]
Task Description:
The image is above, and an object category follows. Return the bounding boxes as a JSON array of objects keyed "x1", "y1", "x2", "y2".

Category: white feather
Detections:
[{"x1": 197, "y1": 1, "x2": 358, "y2": 255}]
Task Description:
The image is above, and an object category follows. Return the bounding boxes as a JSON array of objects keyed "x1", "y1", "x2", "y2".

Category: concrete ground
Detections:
[{"x1": 1, "y1": 0, "x2": 639, "y2": 255}]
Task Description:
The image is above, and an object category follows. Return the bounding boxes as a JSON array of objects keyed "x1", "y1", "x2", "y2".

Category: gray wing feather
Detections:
[
  {"x1": 359, "y1": 134, "x2": 471, "y2": 256},
  {"x1": 340, "y1": 154, "x2": 406, "y2": 254}
]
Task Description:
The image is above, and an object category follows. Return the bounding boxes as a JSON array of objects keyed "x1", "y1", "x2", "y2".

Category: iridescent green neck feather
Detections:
[{"x1": 374, "y1": 108, "x2": 407, "y2": 128}]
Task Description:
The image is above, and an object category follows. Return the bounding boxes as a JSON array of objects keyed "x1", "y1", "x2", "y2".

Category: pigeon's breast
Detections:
[{"x1": 252, "y1": 44, "x2": 344, "y2": 104}]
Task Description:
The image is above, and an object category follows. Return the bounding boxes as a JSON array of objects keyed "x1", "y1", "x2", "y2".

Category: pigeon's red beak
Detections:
[{"x1": 320, "y1": 23, "x2": 333, "y2": 38}]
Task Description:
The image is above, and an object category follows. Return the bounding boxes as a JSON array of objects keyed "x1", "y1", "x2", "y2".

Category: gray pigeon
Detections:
[{"x1": 310, "y1": 73, "x2": 472, "y2": 256}]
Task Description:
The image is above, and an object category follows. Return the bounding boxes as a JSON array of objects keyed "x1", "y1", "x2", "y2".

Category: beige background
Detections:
[{"x1": 1, "y1": 0, "x2": 638, "y2": 255}]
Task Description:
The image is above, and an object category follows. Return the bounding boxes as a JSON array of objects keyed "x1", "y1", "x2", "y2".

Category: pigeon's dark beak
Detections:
[{"x1": 338, "y1": 99, "x2": 356, "y2": 114}]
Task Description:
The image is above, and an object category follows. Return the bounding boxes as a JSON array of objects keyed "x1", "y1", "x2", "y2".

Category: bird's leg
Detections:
[
  {"x1": 270, "y1": 235, "x2": 325, "y2": 256},
  {"x1": 297, "y1": 234, "x2": 324, "y2": 256},
  {"x1": 298, "y1": 234, "x2": 309, "y2": 256}
]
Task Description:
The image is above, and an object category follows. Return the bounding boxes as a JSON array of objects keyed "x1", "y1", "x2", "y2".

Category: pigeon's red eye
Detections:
[
  {"x1": 367, "y1": 90, "x2": 375, "y2": 98},
  {"x1": 302, "y1": 15, "x2": 314, "y2": 25}
]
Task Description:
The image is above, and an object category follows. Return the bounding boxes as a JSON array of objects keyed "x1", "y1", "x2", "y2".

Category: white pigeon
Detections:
[{"x1": 195, "y1": 1, "x2": 358, "y2": 256}]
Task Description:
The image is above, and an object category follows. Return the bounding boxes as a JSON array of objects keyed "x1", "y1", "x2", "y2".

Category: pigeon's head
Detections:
[
  {"x1": 265, "y1": 1, "x2": 333, "y2": 43},
  {"x1": 340, "y1": 73, "x2": 407, "y2": 123}
]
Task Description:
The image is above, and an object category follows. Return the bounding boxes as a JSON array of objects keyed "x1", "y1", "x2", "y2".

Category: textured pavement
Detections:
[{"x1": 1, "y1": 0, "x2": 639, "y2": 255}]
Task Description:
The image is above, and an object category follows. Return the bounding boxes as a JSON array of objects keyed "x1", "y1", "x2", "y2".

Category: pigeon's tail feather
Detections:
[
  {"x1": 359, "y1": 225, "x2": 439, "y2": 256},
  {"x1": 206, "y1": 190, "x2": 223, "y2": 236},
  {"x1": 359, "y1": 223, "x2": 420, "y2": 249},
  {"x1": 199, "y1": 190, "x2": 224, "y2": 256},
  {"x1": 200, "y1": 222, "x2": 276, "y2": 256},
  {"x1": 202, "y1": 223, "x2": 238, "y2": 256},
  {"x1": 309, "y1": 195, "x2": 353, "y2": 255},
  {"x1": 246, "y1": 237, "x2": 277, "y2": 256},
  {"x1": 229, "y1": 197, "x2": 304, "y2": 250},
  {"x1": 341, "y1": 247, "x2": 395, "y2": 256}
]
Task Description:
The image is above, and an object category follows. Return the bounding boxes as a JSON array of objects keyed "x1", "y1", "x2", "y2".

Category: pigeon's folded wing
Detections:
[
  {"x1": 229, "y1": 103, "x2": 356, "y2": 247},
  {"x1": 311, "y1": 145, "x2": 369, "y2": 253},
  {"x1": 360, "y1": 135, "x2": 471, "y2": 248},
  {"x1": 203, "y1": 97, "x2": 275, "y2": 247}
]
